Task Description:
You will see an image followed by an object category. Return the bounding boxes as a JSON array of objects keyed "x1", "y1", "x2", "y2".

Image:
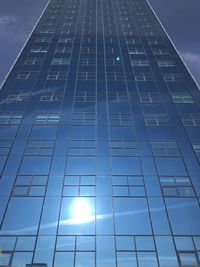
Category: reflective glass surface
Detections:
[{"x1": 0, "y1": 0, "x2": 200, "y2": 265}]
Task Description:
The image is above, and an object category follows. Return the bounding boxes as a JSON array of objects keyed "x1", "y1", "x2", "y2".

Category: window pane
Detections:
[
  {"x1": 114, "y1": 198, "x2": 152, "y2": 234},
  {"x1": 1, "y1": 197, "x2": 43, "y2": 235}
]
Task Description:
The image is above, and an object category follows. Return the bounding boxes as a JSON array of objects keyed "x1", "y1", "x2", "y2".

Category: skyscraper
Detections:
[{"x1": 0, "y1": 0, "x2": 200, "y2": 266}]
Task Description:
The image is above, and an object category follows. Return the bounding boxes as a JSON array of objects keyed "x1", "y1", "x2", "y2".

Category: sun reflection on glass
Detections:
[{"x1": 70, "y1": 198, "x2": 93, "y2": 224}]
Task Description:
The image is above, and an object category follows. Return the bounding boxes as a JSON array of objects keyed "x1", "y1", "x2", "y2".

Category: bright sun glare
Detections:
[{"x1": 71, "y1": 198, "x2": 93, "y2": 224}]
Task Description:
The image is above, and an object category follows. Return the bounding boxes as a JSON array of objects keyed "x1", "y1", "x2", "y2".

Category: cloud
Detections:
[
  {"x1": 0, "y1": 15, "x2": 16, "y2": 25},
  {"x1": 181, "y1": 51, "x2": 200, "y2": 65},
  {"x1": 180, "y1": 51, "x2": 200, "y2": 87}
]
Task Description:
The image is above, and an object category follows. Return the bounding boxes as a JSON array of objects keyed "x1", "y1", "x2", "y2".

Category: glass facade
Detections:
[{"x1": 0, "y1": 0, "x2": 200, "y2": 266}]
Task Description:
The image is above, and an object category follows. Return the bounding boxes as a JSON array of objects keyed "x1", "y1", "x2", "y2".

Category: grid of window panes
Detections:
[{"x1": 0, "y1": 0, "x2": 200, "y2": 266}]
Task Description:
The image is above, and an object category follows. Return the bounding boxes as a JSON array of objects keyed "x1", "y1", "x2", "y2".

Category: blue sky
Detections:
[
  {"x1": 149, "y1": 0, "x2": 200, "y2": 88},
  {"x1": 0, "y1": 0, "x2": 200, "y2": 87}
]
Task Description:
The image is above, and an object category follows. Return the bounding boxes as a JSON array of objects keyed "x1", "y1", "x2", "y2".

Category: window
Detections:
[
  {"x1": 192, "y1": 143, "x2": 200, "y2": 161},
  {"x1": 71, "y1": 112, "x2": 96, "y2": 125},
  {"x1": 108, "y1": 113, "x2": 133, "y2": 125},
  {"x1": 107, "y1": 92, "x2": 129, "y2": 103},
  {"x1": 25, "y1": 58, "x2": 43, "y2": 65},
  {"x1": 144, "y1": 30, "x2": 154, "y2": 37},
  {"x1": 112, "y1": 157, "x2": 141, "y2": 175},
  {"x1": 80, "y1": 47, "x2": 96, "y2": 53},
  {"x1": 0, "y1": 113, "x2": 23, "y2": 124},
  {"x1": 77, "y1": 72, "x2": 96, "y2": 80},
  {"x1": 131, "y1": 59, "x2": 149, "y2": 67},
  {"x1": 75, "y1": 91, "x2": 96, "y2": 102},
  {"x1": 152, "y1": 48, "x2": 169, "y2": 55},
  {"x1": 59, "y1": 197, "x2": 95, "y2": 234},
  {"x1": 128, "y1": 47, "x2": 145, "y2": 55},
  {"x1": 110, "y1": 140, "x2": 138, "y2": 156},
  {"x1": 17, "y1": 72, "x2": 39, "y2": 79},
  {"x1": 178, "y1": 252, "x2": 198, "y2": 266},
  {"x1": 166, "y1": 198, "x2": 200, "y2": 235},
  {"x1": 0, "y1": 139, "x2": 13, "y2": 155},
  {"x1": 80, "y1": 58, "x2": 96, "y2": 66},
  {"x1": 40, "y1": 91, "x2": 64, "y2": 101},
  {"x1": 144, "y1": 114, "x2": 170, "y2": 126},
  {"x1": 160, "y1": 177, "x2": 195, "y2": 197},
  {"x1": 171, "y1": 92, "x2": 194, "y2": 103},
  {"x1": 30, "y1": 125, "x2": 57, "y2": 139},
  {"x1": 52, "y1": 58, "x2": 70, "y2": 65},
  {"x1": 55, "y1": 47, "x2": 72, "y2": 53},
  {"x1": 19, "y1": 156, "x2": 51, "y2": 175},
  {"x1": 1, "y1": 197, "x2": 43, "y2": 235},
  {"x1": 66, "y1": 157, "x2": 96, "y2": 175},
  {"x1": 151, "y1": 142, "x2": 180, "y2": 156},
  {"x1": 24, "y1": 140, "x2": 55, "y2": 155},
  {"x1": 6, "y1": 91, "x2": 31, "y2": 103},
  {"x1": 34, "y1": 113, "x2": 60, "y2": 124},
  {"x1": 58, "y1": 37, "x2": 74, "y2": 43},
  {"x1": 40, "y1": 29, "x2": 55, "y2": 34},
  {"x1": 148, "y1": 39, "x2": 158, "y2": 45},
  {"x1": 135, "y1": 73, "x2": 155, "y2": 81},
  {"x1": 157, "y1": 60, "x2": 175, "y2": 67},
  {"x1": 155, "y1": 157, "x2": 187, "y2": 176},
  {"x1": 126, "y1": 38, "x2": 141, "y2": 44},
  {"x1": 13, "y1": 175, "x2": 48, "y2": 197},
  {"x1": 31, "y1": 47, "x2": 48, "y2": 53},
  {"x1": 163, "y1": 73, "x2": 183, "y2": 82},
  {"x1": 35, "y1": 37, "x2": 52, "y2": 43},
  {"x1": 47, "y1": 71, "x2": 68, "y2": 80},
  {"x1": 139, "y1": 92, "x2": 162, "y2": 103},
  {"x1": 114, "y1": 198, "x2": 151, "y2": 234},
  {"x1": 181, "y1": 113, "x2": 200, "y2": 126},
  {"x1": 68, "y1": 140, "x2": 96, "y2": 156}
]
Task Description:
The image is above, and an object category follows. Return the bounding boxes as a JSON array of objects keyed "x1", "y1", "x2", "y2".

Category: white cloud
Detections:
[
  {"x1": 0, "y1": 15, "x2": 16, "y2": 25},
  {"x1": 180, "y1": 51, "x2": 200, "y2": 87},
  {"x1": 181, "y1": 51, "x2": 200, "y2": 64}
]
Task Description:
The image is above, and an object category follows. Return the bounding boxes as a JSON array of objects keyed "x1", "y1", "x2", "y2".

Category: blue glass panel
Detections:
[
  {"x1": 179, "y1": 253, "x2": 198, "y2": 266},
  {"x1": 16, "y1": 236, "x2": 36, "y2": 251},
  {"x1": 96, "y1": 197, "x2": 114, "y2": 235},
  {"x1": 34, "y1": 236, "x2": 56, "y2": 267},
  {"x1": 114, "y1": 198, "x2": 152, "y2": 234},
  {"x1": 155, "y1": 236, "x2": 179, "y2": 267},
  {"x1": 193, "y1": 237, "x2": 200, "y2": 250},
  {"x1": 155, "y1": 157, "x2": 187, "y2": 176},
  {"x1": 19, "y1": 156, "x2": 51, "y2": 175},
  {"x1": 137, "y1": 252, "x2": 158, "y2": 267},
  {"x1": 96, "y1": 236, "x2": 116, "y2": 267},
  {"x1": 112, "y1": 157, "x2": 141, "y2": 175},
  {"x1": 116, "y1": 236, "x2": 135, "y2": 251},
  {"x1": 166, "y1": 198, "x2": 200, "y2": 235},
  {"x1": 96, "y1": 176, "x2": 112, "y2": 196},
  {"x1": 135, "y1": 236, "x2": 155, "y2": 250},
  {"x1": 0, "y1": 253, "x2": 11, "y2": 266},
  {"x1": 75, "y1": 252, "x2": 94, "y2": 267},
  {"x1": 0, "y1": 196, "x2": 9, "y2": 225},
  {"x1": 30, "y1": 125, "x2": 57, "y2": 139},
  {"x1": 1, "y1": 197, "x2": 43, "y2": 235},
  {"x1": 54, "y1": 252, "x2": 74, "y2": 267},
  {"x1": 39, "y1": 196, "x2": 61, "y2": 235},
  {"x1": 56, "y1": 236, "x2": 76, "y2": 251},
  {"x1": 117, "y1": 252, "x2": 137, "y2": 267},
  {"x1": 0, "y1": 236, "x2": 16, "y2": 250},
  {"x1": 12, "y1": 252, "x2": 33, "y2": 267},
  {"x1": 148, "y1": 197, "x2": 171, "y2": 234},
  {"x1": 76, "y1": 236, "x2": 95, "y2": 250},
  {"x1": 59, "y1": 197, "x2": 95, "y2": 235},
  {"x1": 66, "y1": 157, "x2": 96, "y2": 175},
  {"x1": 174, "y1": 237, "x2": 194, "y2": 250}
]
